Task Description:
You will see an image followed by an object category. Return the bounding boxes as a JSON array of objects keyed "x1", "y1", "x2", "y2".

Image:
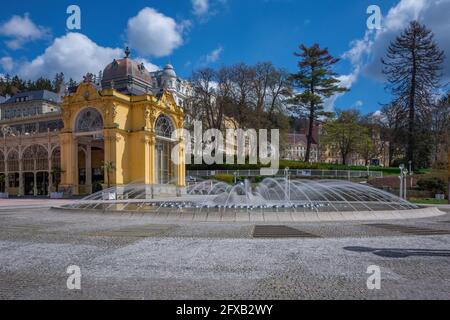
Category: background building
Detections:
[
  {"x1": 150, "y1": 64, "x2": 192, "y2": 108},
  {"x1": 283, "y1": 133, "x2": 319, "y2": 162},
  {"x1": 0, "y1": 90, "x2": 62, "y2": 196}
]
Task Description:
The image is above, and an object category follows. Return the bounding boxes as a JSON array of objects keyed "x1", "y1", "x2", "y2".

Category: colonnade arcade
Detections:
[{"x1": 0, "y1": 144, "x2": 60, "y2": 196}]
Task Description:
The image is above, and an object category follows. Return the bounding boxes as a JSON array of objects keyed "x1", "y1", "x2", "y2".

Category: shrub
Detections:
[
  {"x1": 417, "y1": 177, "x2": 446, "y2": 194},
  {"x1": 214, "y1": 174, "x2": 234, "y2": 185}
]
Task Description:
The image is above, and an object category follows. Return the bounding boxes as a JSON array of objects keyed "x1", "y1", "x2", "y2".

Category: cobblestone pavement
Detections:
[{"x1": 0, "y1": 206, "x2": 449, "y2": 300}]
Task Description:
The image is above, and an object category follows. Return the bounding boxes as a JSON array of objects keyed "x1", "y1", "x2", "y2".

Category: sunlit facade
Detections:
[{"x1": 0, "y1": 51, "x2": 185, "y2": 197}]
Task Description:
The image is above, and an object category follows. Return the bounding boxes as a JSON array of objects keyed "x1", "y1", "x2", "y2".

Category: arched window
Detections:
[
  {"x1": 36, "y1": 145, "x2": 49, "y2": 171},
  {"x1": 7, "y1": 150, "x2": 19, "y2": 172},
  {"x1": 22, "y1": 145, "x2": 49, "y2": 171},
  {"x1": 22, "y1": 147, "x2": 35, "y2": 171},
  {"x1": 51, "y1": 147, "x2": 60, "y2": 169},
  {"x1": 75, "y1": 108, "x2": 103, "y2": 133},
  {"x1": 155, "y1": 115, "x2": 175, "y2": 138}
]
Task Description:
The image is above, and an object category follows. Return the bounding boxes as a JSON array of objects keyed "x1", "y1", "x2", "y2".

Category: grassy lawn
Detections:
[{"x1": 409, "y1": 198, "x2": 448, "y2": 205}]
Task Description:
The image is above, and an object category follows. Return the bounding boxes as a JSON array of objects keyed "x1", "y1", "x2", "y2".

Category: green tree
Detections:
[
  {"x1": 52, "y1": 72, "x2": 65, "y2": 93},
  {"x1": 321, "y1": 110, "x2": 370, "y2": 165},
  {"x1": 101, "y1": 161, "x2": 116, "y2": 189},
  {"x1": 289, "y1": 44, "x2": 348, "y2": 162},
  {"x1": 382, "y1": 21, "x2": 445, "y2": 169}
]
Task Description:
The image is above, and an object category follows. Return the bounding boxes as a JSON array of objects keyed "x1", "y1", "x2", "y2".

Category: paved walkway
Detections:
[
  {"x1": 0, "y1": 199, "x2": 74, "y2": 209},
  {"x1": 0, "y1": 207, "x2": 449, "y2": 299}
]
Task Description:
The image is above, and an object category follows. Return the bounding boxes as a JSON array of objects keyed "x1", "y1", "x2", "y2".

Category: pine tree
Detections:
[
  {"x1": 68, "y1": 78, "x2": 78, "y2": 89},
  {"x1": 33, "y1": 77, "x2": 53, "y2": 91},
  {"x1": 382, "y1": 21, "x2": 445, "y2": 169},
  {"x1": 289, "y1": 44, "x2": 348, "y2": 162},
  {"x1": 52, "y1": 72, "x2": 65, "y2": 93}
]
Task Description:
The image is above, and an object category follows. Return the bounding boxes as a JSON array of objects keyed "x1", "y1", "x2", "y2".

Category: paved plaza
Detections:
[{"x1": 0, "y1": 202, "x2": 449, "y2": 300}]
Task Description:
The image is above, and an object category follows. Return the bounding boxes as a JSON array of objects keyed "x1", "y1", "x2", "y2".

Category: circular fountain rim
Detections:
[{"x1": 51, "y1": 178, "x2": 446, "y2": 222}]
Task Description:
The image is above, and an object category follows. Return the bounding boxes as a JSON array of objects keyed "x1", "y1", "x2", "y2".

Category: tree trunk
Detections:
[
  {"x1": 305, "y1": 107, "x2": 314, "y2": 163},
  {"x1": 388, "y1": 141, "x2": 394, "y2": 167},
  {"x1": 342, "y1": 156, "x2": 346, "y2": 165}
]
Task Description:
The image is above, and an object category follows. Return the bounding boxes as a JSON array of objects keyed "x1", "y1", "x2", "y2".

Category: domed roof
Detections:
[
  {"x1": 102, "y1": 57, "x2": 153, "y2": 84},
  {"x1": 162, "y1": 63, "x2": 177, "y2": 78},
  {"x1": 101, "y1": 48, "x2": 154, "y2": 95}
]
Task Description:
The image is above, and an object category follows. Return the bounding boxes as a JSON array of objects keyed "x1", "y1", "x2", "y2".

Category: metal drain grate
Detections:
[
  {"x1": 366, "y1": 223, "x2": 450, "y2": 236},
  {"x1": 252, "y1": 225, "x2": 320, "y2": 238},
  {"x1": 88, "y1": 225, "x2": 175, "y2": 238}
]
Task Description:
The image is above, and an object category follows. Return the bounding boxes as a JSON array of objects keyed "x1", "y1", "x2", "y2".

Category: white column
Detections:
[
  {"x1": 86, "y1": 143, "x2": 92, "y2": 194},
  {"x1": 48, "y1": 157, "x2": 53, "y2": 194},
  {"x1": 18, "y1": 160, "x2": 24, "y2": 197},
  {"x1": 33, "y1": 172, "x2": 37, "y2": 196}
]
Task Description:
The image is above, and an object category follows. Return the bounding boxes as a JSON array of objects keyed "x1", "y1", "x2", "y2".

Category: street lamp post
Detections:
[
  {"x1": 408, "y1": 160, "x2": 413, "y2": 188},
  {"x1": 399, "y1": 164, "x2": 405, "y2": 199},
  {"x1": 284, "y1": 167, "x2": 290, "y2": 202},
  {"x1": 448, "y1": 150, "x2": 450, "y2": 204},
  {"x1": 403, "y1": 168, "x2": 409, "y2": 200}
]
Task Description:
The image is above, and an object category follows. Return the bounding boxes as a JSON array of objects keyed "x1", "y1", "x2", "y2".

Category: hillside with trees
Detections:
[{"x1": 0, "y1": 73, "x2": 77, "y2": 97}]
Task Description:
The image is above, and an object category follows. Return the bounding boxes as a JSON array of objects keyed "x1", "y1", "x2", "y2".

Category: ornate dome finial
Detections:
[
  {"x1": 83, "y1": 72, "x2": 94, "y2": 83},
  {"x1": 124, "y1": 46, "x2": 131, "y2": 58}
]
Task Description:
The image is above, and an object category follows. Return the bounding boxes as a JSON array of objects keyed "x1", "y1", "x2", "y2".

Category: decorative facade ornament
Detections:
[
  {"x1": 138, "y1": 63, "x2": 145, "y2": 73},
  {"x1": 83, "y1": 73, "x2": 94, "y2": 83},
  {"x1": 124, "y1": 47, "x2": 131, "y2": 58},
  {"x1": 155, "y1": 114, "x2": 175, "y2": 138},
  {"x1": 75, "y1": 108, "x2": 103, "y2": 132}
]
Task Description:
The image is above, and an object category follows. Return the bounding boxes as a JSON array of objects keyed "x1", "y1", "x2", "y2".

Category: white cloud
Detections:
[
  {"x1": 134, "y1": 58, "x2": 159, "y2": 72},
  {"x1": 194, "y1": 46, "x2": 224, "y2": 68},
  {"x1": 354, "y1": 100, "x2": 364, "y2": 108},
  {"x1": 0, "y1": 57, "x2": 14, "y2": 72},
  {"x1": 126, "y1": 8, "x2": 184, "y2": 58},
  {"x1": 0, "y1": 13, "x2": 50, "y2": 50},
  {"x1": 323, "y1": 67, "x2": 360, "y2": 111},
  {"x1": 16, "y1": 32, "x2": 160, "y2": 81},
  {"x1": 192, "y1": 0, "x2": 209, "y2": 16},
  {"x1": 205, "y1": 46, "x2": 223, "y2": 63},
  {"x1": 327, "y1": 0, "x2": 450, "y2": 111},
  {"x1": 18, "y1": 33, "x2": 122, "y2": 80},
  {"x1": 350, "y1": 0, "x2": 450, "y2": 81}
]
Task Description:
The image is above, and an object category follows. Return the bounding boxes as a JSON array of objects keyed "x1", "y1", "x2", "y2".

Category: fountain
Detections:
[{"x1": 61, "y1": 177, "x2": 421, "y2": 214}]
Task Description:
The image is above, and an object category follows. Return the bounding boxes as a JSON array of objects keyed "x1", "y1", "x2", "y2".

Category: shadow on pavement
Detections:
[{"x1": 344, "y1": 246, "x2": 450, "y2": 258}]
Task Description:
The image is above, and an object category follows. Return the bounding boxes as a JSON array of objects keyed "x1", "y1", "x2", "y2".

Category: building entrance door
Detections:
[
  {"x1": 24, "y1": 172, "x2": 34, "y2": 196},
  {"x1": 156, "y1": 141, "x2": 173, "y2": 184},
  {"x1": 36, "y1": 172, "x2": 49, "y2": 196}
]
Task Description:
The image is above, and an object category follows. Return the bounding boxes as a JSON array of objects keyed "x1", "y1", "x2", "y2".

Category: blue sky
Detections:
[{"x1": 1, "y1": 0, "x2": 449, "y2": 115}]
